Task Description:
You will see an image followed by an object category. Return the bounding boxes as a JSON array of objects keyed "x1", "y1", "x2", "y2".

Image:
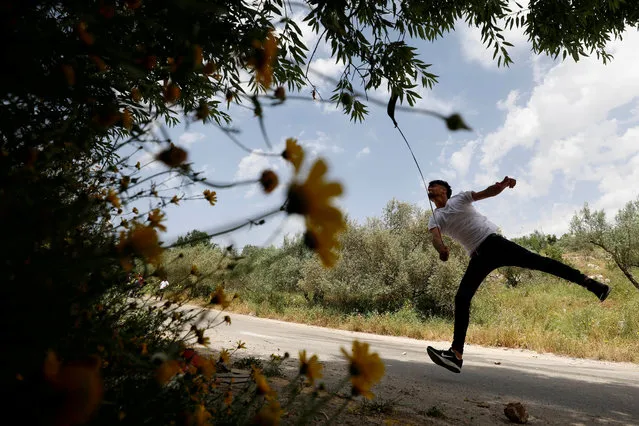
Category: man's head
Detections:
[{"x1": 428, "y1": 180, "x2": 452, "y2": 199}]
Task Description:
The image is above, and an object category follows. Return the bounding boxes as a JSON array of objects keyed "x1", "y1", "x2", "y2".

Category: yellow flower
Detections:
[
  {"x1": 303, "y1": 224, "x2": 342, "y2": 267},
  {"x1": 121, "y1": 109, "x2": 133, "y2": 130},
  {"x1": 274, "y1": 86, "x2": 286, "y2": 101},
  {"x1": 43, "y1": 351, "x2": 103, "y2": 425},
  {"x1": 340, "y1": 341, "x2": 385, "y2": 399},
  {"x1": 253, "y1": 399, "x2": 283, "y2": 426},
  {"x1": 116, "y1": 224, "x2": 163, "y2": 271},
  {"x1": 163, "y1": 83, "x2": 181, "y2": 103},
  {"x1": 61, "y1": 64, "x2": 75, "y2": 86},
  {"x1": 252, "y1": 367, "x2": 272, "y2": 396},
  {"x1": 131, "y1": 87, "x2": 142, "y2": 102},
  {"x1": 192, "y1": 404, "x2": 211, "y2": 426},
  {"x1": 208, "y1": 286, "x2": 231, "y2": 309},
  {"x1": 260, "y1": 170, "x2": 278, "y2": 194},
  {"x1": 196, "y1": 101, "x2": 209, "y2": 120},
  {"x1": 125, "y1": 0, "x2": 142, "y2": 9},
  {"x1": 132, "y1": 207, "x2": 139, "y2": 214},
  {"x1": 219, "y1": 349, "x2": 230, "y2": 365},
  {"x1": 170, "y1": 195, "x2": 180, "y2": 205},
  {"x1": 282, "y1": 138, "x2": 304, "y2": 173},
  {"x1": 90, "y1": 55, "x2": 107, "y2": 71},
  {"x1": 156, "y1": 144, "x2": 187, "y2": 167},
  {"x1": 236, "y1": 341, "x2": 246, "y2": 350},
  {"x1": 286, "y1": 159, "x2": 344, "y2": 226},
  {"x1": 76, "y1": 22, "x2": 94, "y2": 45},
  {"x1": 193, "y1": 44, "x2": 203, "y2": 67},
  {"x1": 198, "y1": 356, "x2": 216, "y2": 379},
  {"x1": 225, "y1": 90, "x2": 235, "y2": 107},
  {"x1": 248, "y1": 31, "x2": 278, "y2": 89},
  {"x1": 203, "y1": 62, "x2": 216, "y2": 75},
  {"x1": 190, "y1": 264, "x2": 199, "y2": 276},
  {"x1": 203, "y1": 189, "x2": 217, "y2": 206},
  {"x1": 224, "y1": 390, "x2": 233, "y2": 406},
  {"x1": 156, "y1": 360, "x2": 181, "y2": 385},
  {"x1": 148, "y1": 209, "x2": 167, "y2": 232},
  {"x1": 120, "y1": 176, "x2": 130, "y2": 191},
  {"x1": 299, "y1": 350, "x2": 323, "y2": 385},
  {"x1": 286, "y1": 159, "x2": 345, "y2": 266},
  {"x1": 143, "y1": 55, "x2": 157, "y2": 70},
  {"x1": 43, "y1": 350, "x2": 61, "y2": 380},
  {"x1": 106, "y1": 189, "x2": 121, "y2": 209},
  {"x1": 140, "y1": 343, "x2": 148, "y2": 355},
  {"x1": 167, "y1": 56, "x2": 177, "y2": 73}
]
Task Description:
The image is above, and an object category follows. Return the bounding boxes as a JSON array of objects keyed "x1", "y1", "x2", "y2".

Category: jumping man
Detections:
[{"x1": 425, "y1": 177, "x2": 611, "y2": 373}]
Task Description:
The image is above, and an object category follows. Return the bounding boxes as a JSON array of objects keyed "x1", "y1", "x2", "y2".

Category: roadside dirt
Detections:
[{"x1": 234, "y1": 357, "x2": 567, "y2": 426}]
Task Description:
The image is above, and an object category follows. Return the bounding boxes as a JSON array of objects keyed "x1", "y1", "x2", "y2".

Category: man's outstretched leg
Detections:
[
  {"x1": 427, "y1": 256, "x2": 493, "y2": 373},
  {"x1": 495, "y1": 236, "x2": 611, "y2": 301}
]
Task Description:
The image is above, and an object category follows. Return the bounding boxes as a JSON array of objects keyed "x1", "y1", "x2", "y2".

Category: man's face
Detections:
[{"x1": 427, "y1": 183, "x2": 447, "y2": 199}]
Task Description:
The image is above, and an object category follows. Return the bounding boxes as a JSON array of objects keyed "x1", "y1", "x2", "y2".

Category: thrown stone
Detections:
[{"x1": 504, "y1": 402, "x2": 528, "y2": 424}]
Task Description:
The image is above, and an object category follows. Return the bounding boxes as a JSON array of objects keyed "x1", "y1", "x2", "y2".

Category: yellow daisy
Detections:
[
  {"x1": 299, "y1": 350, "x2": 323, "y2": 385},
  {"x1": 340, "y1": 341, "x2": 385, "y2": 399}
]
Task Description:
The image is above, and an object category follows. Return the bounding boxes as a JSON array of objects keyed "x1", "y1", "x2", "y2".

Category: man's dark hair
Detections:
[{"x1": 428, "y1": 180, "x2": 452, "y2": 199}]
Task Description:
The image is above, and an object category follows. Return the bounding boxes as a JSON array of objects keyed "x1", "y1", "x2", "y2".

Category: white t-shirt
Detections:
[
  {"x1": 427, "y1": 191, "x2": 498, "y2": 254},
  {"x1": 159, "y1": 280, "x2": 169, "y2": 290}
]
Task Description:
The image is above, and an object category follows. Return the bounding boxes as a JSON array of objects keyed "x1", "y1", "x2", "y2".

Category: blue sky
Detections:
[{"x1": 131, "y1": 13, "x2": 639, "y2": 250}]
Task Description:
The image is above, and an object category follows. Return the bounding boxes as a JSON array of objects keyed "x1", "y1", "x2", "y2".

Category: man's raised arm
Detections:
[{"x1": 471, "y1": 176, "x2": 517, "y2": 202}]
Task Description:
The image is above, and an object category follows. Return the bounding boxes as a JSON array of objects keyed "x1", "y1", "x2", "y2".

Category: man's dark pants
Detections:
[{"x1": 451, "y1": 234, "x2": 588, "y2": 354}]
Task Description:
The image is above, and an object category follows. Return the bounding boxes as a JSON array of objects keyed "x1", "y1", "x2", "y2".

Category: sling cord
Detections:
[{"x1": 387, "y1": 94, "x2": 446, "y2": 248}]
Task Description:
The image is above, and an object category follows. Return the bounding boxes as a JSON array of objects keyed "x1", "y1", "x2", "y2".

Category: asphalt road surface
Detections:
[{"x1": 194, "y1": 307, "x2": 639, "y2": 425}]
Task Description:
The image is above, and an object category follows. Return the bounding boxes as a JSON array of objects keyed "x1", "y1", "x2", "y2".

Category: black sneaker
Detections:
[
  {"x1": 598, "y1": 284, "x2": 611, "y2": 302},
  {"x1": 427, "y1": 346, "x2": 463, "y2": 373},
  {"x1": 584, "y1": 278, "x2": 611, "y2": 302}
]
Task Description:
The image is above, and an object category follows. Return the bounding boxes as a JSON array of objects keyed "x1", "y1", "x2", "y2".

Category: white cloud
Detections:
[
  {"x1": 449, "y1": 140, "x2": 478, "y2": 178},
  {"x1": 478, "y1": 30, "x2": 639, "y2": 200},
  {"x1": 503, "y1": 201, "x2": 583, "y2": 238},
  {"x1": 178, "y1": 131, "x2": 205, "y2": 147},
  {"x1": 300, "y1": 131, "x2": 344, "y2": 156},
  {"x1": 309, "y1": 57, "x2": 345, "y2": 81},
  {"x1": 356, "y1": 146, "x2": 370, "y2": 159},
  {"x1": 457, "y1": 29, "x2": 639, "y2": 237},
  {"x1": 235, "y1": 150, "x2": 281, "y2": 198},
  {"x1": 235, "y1": 150, "x2": 278, "y2": 180}
]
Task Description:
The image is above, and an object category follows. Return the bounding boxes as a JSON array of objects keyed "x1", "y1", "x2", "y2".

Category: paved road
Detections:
[{"x1": 193, "y1": 307, "x2": 639, "y2": 425}]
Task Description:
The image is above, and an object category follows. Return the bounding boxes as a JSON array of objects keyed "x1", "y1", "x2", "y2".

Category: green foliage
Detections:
[
  {"x1": 216, "y1": 200, "x2": 466, "y2": 318},
  {"x1": 513, "y1": 230, "x2": 564, "y2": 261},
  {"x1": 175, "y1": 229, "x2": 215, "y2": 248},
  {"x1": 160, "y1": 244, "x2": 231, "y2": 298},
  {"x1": 505, "y1": 230, "x2": 566, "y2": 287},
  {"x1": 570, "y1": 200, "x2": 639, "y2": 289},
  {"x1": 500, "y1": 266, "x2": 532, "y2": 288}
]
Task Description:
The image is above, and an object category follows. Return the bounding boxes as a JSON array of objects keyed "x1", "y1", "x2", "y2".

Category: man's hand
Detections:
[
  {"x1": 439, "y1": 246, "x2": 449, "y2": 262},
  {"x1": 495, "y1": 176, "x2": 517, "y2": 191},
  {"x1": 472, "y1": 176, "x2": 517, "y2": 201}
]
